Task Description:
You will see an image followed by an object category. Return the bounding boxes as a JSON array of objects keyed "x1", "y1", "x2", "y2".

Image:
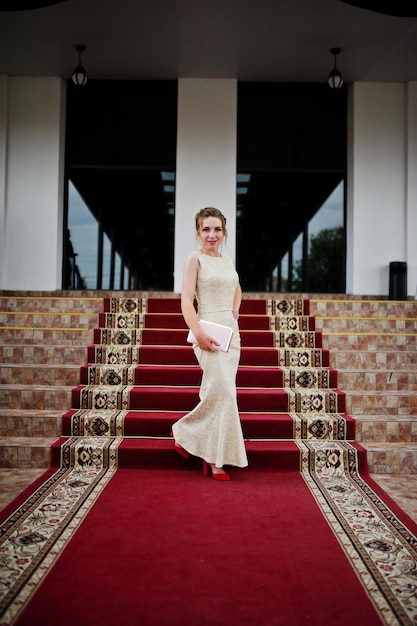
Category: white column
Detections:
[
  {"x1": 406, "y1": 82, "x2": 417, "y2": 298},
  {"x1": 0, "y1": 76, "x2": 7, "y2": 288},
  {"x1": 346, "y1": 82, "x2": 412, "y2": 296},
  {"x1": 1, "y1": 76, "x2": 66, "y2": 291},
  {"x1": 174, "y1": 78, "x2": 237, "y2": 293}
]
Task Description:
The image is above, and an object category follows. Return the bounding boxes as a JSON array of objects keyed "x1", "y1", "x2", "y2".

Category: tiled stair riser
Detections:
[
  {"x1": 0, "y1": 365, "x2": 80, "y2": 386},
  {"x1": 0, "y1": 296, "x2": 104, "y2": 314},
  {"x1": 0, "y1": 345, "x2": 87, "y2": 365},
  {"x1": 323, "y1": 334, "x2": 417, "y2": 350},
  {"x1": 0, "y1": 329, "x2": 92, "y2": 346},
  {"x1": 0, "y1": 313, "x2": 97, "y2": 329},
  {"x1": 0, "y1": 414, "x2": 61, "y2": 437},
  {"x1": 337, "y1": 370, "x2": 417, "y2": 391},
  {"x1": 330, "y1": 351, "x2": 416, "y2": 370},
  {"x1": 0, "y1": 388, "x2": 72, "y2": 411},
  {"x1": 316, "y1": 318, "x2": 417, "y2": 332},
  {"x1": 345, "y1": 392, "x2": 417, "y2": 416},
  {"x1": 310, "y1": 300, "x2": 417, "y2": 317},
  {"x1": 355, "y1": 418, "x2": 417, "y2": 443},
  {"x1": 0, "y1": 438, "x2": 55, "y2": 469},
  {"x1": 365, "y1": 448, "x2": 417, "y2": 474}
]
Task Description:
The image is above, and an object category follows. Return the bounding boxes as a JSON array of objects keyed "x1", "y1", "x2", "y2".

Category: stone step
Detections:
[
  {"x1": 1, "y1": 435, "x2": 416, "y2": 473},
  {"x1": 0, "y1": 311, "x2": 98, "y2": 329},
  {"x1": 322, "y1": 332, "x2": 417, "y2": 351},
  {"x1": 316, "y1": 317, "x2": 417, "y2": 332},
  {"x1": 337, "y1": 369, "x2": 417, "y2": 391},
  {"x1": 361, "y1": 442, "x2": 417, "y2": 474},
  {"x1": 344, "y1": 390, "x2": 417, "y2": 416},
  {"x1": 2, "y1": 328, "x2": 414, "y2": 351},
  {"x1": 0, "y1": 384, "x2": 72, "y2": 411},
  {"x1": 0, "y1": 436, "x2": 58, "y2": 468},
  {"x1": 1, "y1": 409, "x2": 415, "y2": 443},
  {"x1": 1, "y1": 407, "x2": 415, "y2": 442},
  {"x1": 73, "y1": 363, "x2": 416, "y2": 392},
  {"x1": 311, "y1": 299, "x2": 417, "y2": 317},
  {"x1": 0, "y1": 364, "x2": 80, "y2": 386},
  {"x1": 0, "y1": 328, "x2": 92, "y2": 346},
  {"x1": 0, "y1": 409, "x2": 62, "y2": 437},
  {"x1": 329, "y1": 350, "x2": 417, "y2": 370},
  {"x1": 354, "y1": 414, "x2": 417, "y2": 443},
  {"x1": 0, "y1": 295, "x2": 104, "y2": 313},
  {"x1": 0, "y1": 345, "x2": 87, "y2": 365},
  {"x1": 3, "y1": 294, "x2": 414, "y2": 316}
]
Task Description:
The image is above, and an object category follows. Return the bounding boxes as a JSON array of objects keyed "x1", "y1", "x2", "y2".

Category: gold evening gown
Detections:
[{"x1": 172, "y1": 251, "x2": 248, "y2": 468}]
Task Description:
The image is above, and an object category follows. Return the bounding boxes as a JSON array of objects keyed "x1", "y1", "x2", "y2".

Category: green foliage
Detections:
[{"x1": 293, "y1": 227, "x2": 344, "y2": 292}]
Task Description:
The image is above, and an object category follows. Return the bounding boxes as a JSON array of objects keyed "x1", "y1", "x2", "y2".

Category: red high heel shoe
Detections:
[
  {"x1": 170, "y1": 431, "x2": 189, "y2": 459},
  {"x1": 202, "y1": 460, "x2": 230, "y2": 481}
]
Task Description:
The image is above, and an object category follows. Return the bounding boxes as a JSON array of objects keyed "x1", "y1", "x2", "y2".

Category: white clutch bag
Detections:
[{"x1": 186, "y1": 319, "x2": 233, "y2": 353}]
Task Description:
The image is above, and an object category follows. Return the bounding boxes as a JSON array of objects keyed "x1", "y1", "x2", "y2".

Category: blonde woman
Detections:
[{"x1": 171, "y1": 207, "x2": 248, "y2": 480}]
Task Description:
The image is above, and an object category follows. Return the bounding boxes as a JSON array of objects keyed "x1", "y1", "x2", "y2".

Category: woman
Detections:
[{"x1": 171, "y1": 207, "x2": 248, "y2": 480}]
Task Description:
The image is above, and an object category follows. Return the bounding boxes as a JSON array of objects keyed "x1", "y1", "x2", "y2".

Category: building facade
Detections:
[{"x1": 0, "y1": 75, "x2": 416, "y2": 296}]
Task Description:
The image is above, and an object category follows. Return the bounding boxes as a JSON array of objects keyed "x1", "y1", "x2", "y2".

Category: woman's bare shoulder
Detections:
[{"x1": 184, "y1": 251, "x2": 200, "y2": 266}]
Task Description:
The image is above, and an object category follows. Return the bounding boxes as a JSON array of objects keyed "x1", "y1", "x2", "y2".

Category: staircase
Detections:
[
  {"x1": 311, "y1": 298, "x2": 417, "y2": 473},
  {"x1": 0, "y1": 292, "x2": 103, "y2": 467},
  {"x1": 0, "y1": 291, "x2": 416, "y2": 474}
]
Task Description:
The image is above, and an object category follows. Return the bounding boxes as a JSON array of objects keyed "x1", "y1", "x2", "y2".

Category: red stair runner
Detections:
[{"x1": 61, "y1": 296, "x2": 356, "y2": 464}]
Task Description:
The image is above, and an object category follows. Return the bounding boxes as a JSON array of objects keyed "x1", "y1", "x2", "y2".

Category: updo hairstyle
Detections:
[{"x1": 195, "y1": 207, "x2": 227, "y2": 240}]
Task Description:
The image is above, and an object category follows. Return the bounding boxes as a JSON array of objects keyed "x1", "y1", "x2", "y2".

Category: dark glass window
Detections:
[
  {"x1": 64, "y1": 80, "x2": 177, "y2": 290},
  {"x1": 237, "y1": 82, "x2": 347, "y2": 293}
]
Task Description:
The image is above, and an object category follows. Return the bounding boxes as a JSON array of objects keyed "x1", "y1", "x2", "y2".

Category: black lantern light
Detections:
[
  {"x1": 327, "y1": 47, "x2": 344, "y2": 89},
  {"x1": 71, "y1": 44, "x2": 88, "y2": 87}
]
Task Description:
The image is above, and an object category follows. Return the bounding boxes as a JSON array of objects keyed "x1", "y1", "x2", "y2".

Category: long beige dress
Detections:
[{"x1": 172, "y1": 251, "x2": 248, "y2": 468}]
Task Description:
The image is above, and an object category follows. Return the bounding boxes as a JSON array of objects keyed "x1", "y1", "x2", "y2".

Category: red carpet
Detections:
[
  {"x1": 1, "y1": 295, "x2": 417, "y2": 625},
  {"x1": 11, "y1": 469, "x2": 388, "y2": 626}
]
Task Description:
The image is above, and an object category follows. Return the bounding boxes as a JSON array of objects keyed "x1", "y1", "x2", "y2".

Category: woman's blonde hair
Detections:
[{"x1": 195, "y1": 207, "x2": 227, "y2": 239}]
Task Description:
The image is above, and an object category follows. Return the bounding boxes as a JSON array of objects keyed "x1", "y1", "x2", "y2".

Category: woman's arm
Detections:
[
  {"x1": 232, "y1": 283, "x2": 242, "y2": 320},
  {"x1": 181, "y1": 252, "x2": 219, "y2": 350}
]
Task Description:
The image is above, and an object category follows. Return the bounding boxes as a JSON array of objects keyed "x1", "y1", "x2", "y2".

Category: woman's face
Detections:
[{"x1": 198, "y1": 216, "x2": 225, "y2": 254}]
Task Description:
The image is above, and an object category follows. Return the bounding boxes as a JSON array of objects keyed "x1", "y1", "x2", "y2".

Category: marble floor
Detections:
[{"x1": 0, "y1": 468, "x2": 416, "y2": 523}]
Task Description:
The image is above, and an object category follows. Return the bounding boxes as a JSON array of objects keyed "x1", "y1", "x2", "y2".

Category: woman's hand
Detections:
[
  {"x1": 197, "y1": 332, "x2": 220, "y2": 352},
  {"x1": 232, "y1": 308, "x2": 239, "y2": 320}
]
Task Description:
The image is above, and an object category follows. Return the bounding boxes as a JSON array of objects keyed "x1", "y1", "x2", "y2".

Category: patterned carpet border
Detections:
[
  {"x1": 67, "y1": 409, "x2": 348, "y2": 440},
  {"x1": 91, "y1": 346, "x2": 327, "y2": 367},
  {"x1": 0, "y1": 438, "x2": 120, "y2": 625},
  {"x1": 83, "y1": 364, "x2": 333, "y2": 389},
  {"x1": 298, "y1": 440, "x2": 417, "y2": 626}
]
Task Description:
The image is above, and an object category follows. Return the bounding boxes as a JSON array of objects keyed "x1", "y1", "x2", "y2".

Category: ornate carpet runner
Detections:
[
  {"x1": 1, "y1": 296, "x2": 416, "y2": 625},
  {"x1": 299, "y1": 441, "x2": 417, "y2": 625},
  {"x1": 1, "y1": 439, "x2": 416, "y2": 624},
  {"x1": 0, "y1": 438, "x2": 120, "y2": 625}
]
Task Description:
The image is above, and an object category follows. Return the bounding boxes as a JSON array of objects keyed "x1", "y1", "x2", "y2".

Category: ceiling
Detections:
[{"x1": 0, "y1": 0, "x2": 417, "y2": 84}]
